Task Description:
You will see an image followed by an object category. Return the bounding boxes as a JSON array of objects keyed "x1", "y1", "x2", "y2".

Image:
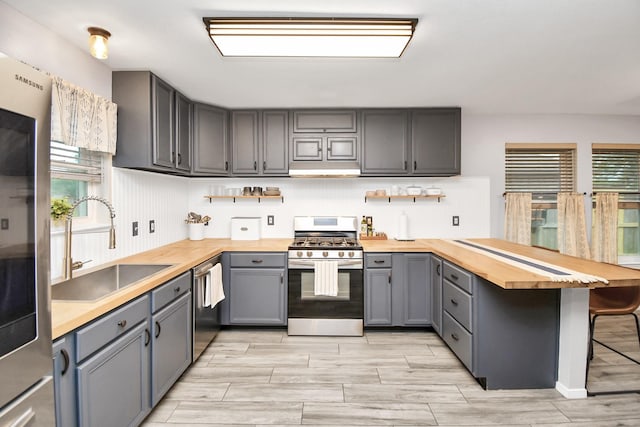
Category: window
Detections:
[
  {"x1": 592, "y1": 144, "x2": 640, "y2": 261},
  {"x1": 50, "y1": 141, "x2": 108, "y2": 222},
  {"x1": 505, "y1": 143, "x2": 577, "y2": 249}
]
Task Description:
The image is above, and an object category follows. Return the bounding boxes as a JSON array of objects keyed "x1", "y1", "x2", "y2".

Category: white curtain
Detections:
[
  {"x1": 591, "y1": 192, "x2": 619, "y2": 263},
  {"x1": 51, "y1": 76, "x2": 117, "y2": 154},
  {"x1": 504, "y1": 192, "x2": 532, "y2": 245},
  {"x1": 557, "y1": 192, "x2": 591, "y2": 258}
]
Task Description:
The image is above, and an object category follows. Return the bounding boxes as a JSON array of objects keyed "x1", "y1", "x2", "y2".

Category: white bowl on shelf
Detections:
[
  {"x1": 406, "y1": 186, "x2": 422, "y2": 196},
  {"x1": 425, "y1": 188, "x2": 442, "y2": 196}
]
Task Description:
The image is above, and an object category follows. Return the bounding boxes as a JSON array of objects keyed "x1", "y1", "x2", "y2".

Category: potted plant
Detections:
[{"x1": 51, "y1": 197, "x2": 73, "y2": 225}]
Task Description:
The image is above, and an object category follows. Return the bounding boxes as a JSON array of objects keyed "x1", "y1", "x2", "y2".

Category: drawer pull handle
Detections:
[
  {"x1": 436, "y1": 264, "x2": 441, "y2": 276},
  {"x1": 451, "y1": 333, "x2": 459, "y2": 341},
  {"x1": 374, "y1": 260, "x2": 385, "y2": 264},
  {"x1": 155, "y1": 321, "x2": 161, "y2": 338},
  {"x1": 450, "y1": 298, "x2": 459, "y2": 306},
  {"x1": 60, "y1": 349, "x2": 70, "y2": 376},
  {"x1": 252, "y1": 259, "x2": 263, "y2": 264},
  {"x1": 388, "y1": 272, "x2": 392, "y2": 284},
  {"x1": 174, "y1": 286, "x2": 181, "y2": 293},
  {"x1": 450, "y1": 273, "x2": 459, "y2": 281},
  {"x1": 117, "y1": 320, "x2": 127, "y2": 328},
  {"x1": 144, "y1": 328, "x2": 151, "y2": 346}
]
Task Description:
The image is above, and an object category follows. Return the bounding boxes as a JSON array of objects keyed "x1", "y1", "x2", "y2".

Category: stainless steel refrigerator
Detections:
[{"x1": 0, "y1": 53, "x2": 55, "y2": 425}]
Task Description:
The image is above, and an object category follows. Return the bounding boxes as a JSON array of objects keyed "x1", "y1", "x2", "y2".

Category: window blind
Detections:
[
  {"x1": 50, "y1": 141, "x2": 103, "y2": 183},
  {"x1": 592, "y1": 146, "x2": 640, "y2": 201},
  {"x1": 505, "y1": 144, "x2": 576, "y2": 199}
]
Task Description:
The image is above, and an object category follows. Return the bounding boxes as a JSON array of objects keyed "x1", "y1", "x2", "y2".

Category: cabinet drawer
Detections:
[
  {"x1": 365, "y1": 254, "x2": 392, "y2": 268},
  {"x1": 229, "y1": 253, "x2": 285, "y2": 268},
  {"x1": 151, "y1": 271, "x2": 191, "y2": 313},
  {"x1": 442, "y1": 311, "x2": 472, "y2": 371},
  {"x1": 292, "y1": 110, "x2": 357, "y2": 133},
  {"x1": 443, "y1": 261, "x2": 473, "y2": 294},
  {"x1": 442, "y1": 280, "x2": 472, "y2": 332},
  {"x1": 76, "y1": 295, "x2": 149, "y2": 362}
]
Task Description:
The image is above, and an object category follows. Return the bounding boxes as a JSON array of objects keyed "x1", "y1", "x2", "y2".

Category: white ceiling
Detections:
[{"x1": 6, "y1": 0, "x2": 640, "y2": 114}]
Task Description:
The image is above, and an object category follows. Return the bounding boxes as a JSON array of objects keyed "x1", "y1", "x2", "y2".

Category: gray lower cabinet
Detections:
[
  {"x1": 411, "y1": 108, "x2": 461, "y2": 176},
  {"x1": 364, "y1": 253, "x2": 430, "y2": 327},
  {"x1": 52, "y1": 335, "x2": 77, "y2": 427},
  {"x1": 441, "y1": 260, "x2": 560, "y2": 389},
  {"x1": 52, "y1": 272, "x2": 193, "y2": 426},
  {"x1": 192, "y1": 103, "x2": 229, "y2": 175},
  {"x1": 226, "y1": 252, "x2": 287, "y2": 325},
  {"x1": 360, "y1": 110, "x2": 409, "y2": 175},
  {"x1": 231, "y1": 110, "x2": 289, "y2": 176},
  {"x1": 392, "y1": 253, "x2": 431, "y2": 326},
  {"x1": 430, "y1": 255, "x2": 443, "y2": 336},
  {"x1": 77, "y1": 320, "x2": 150, "y2": 427},
  {"x1": 150, "y1": 274, "x2": 192, "y2": 406}
]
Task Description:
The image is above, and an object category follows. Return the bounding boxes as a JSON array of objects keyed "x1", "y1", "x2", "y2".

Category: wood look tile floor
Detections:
[{"x1": 142, "y1": 315, "x2": 640, "y2": 426}]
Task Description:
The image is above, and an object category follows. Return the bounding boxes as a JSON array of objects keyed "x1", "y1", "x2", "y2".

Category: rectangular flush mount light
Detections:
[{"x1": 202, "y1": 18, "x2": 417, "y2": 58}]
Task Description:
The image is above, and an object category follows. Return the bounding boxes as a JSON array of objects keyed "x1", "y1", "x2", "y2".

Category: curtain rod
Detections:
[{"x1": 502, "y1": 192, "x2": 587, "y2": 197}]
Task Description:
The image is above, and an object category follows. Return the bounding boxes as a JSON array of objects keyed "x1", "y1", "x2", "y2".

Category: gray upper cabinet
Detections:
[
  {"x1": 292, "y1": 110, "x2": 357, "y2": 133},
  {"x1": 113, "y1": 71, "x2": 192, "y2": 174},
  {"x1": 192, "y1": 103, "x2": 229, "y2": 175},
  {"x1": 175, "y1": 92, "x2": 192, "y2": 172},
  {"x1": 231, "y1": 110, "x2": 289, "y2": 176},
  {"x1": 231, "y1": 111, "x2": 259, "y2": 175},
  {"x1": 361, "y1": 110, "x2": 409, "y2": 175},
  {"x1": 411, "y1": 108, "x2": 461, "y2": 176}
]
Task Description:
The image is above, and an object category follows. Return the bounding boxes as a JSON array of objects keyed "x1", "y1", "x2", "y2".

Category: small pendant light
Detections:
[{"x1": 87, "y1": 27, "x2": 111, "y2": 59}]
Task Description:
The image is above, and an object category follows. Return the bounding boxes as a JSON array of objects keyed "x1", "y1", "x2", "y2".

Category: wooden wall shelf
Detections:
[
  {"x1": 205, "y1": 195, "x2": 284, "y2": 203},
  {"x1": 365, "y1": 195, "x2": 445, "y2": 203}
]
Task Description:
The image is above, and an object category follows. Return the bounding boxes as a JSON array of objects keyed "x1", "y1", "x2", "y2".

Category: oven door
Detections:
[{"x1": 287, "y1": 267, "x2": 363, "y2": 319}]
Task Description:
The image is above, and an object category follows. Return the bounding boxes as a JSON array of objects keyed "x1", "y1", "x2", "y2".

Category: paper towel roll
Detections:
[{"x1": 398, "y1": 212, "x2": 409, "y2": 240}]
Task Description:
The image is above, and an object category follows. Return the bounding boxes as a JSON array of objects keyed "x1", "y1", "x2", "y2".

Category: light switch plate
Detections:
[
  {"x1": 452, "y1": 216, "x2": 460, "y2": 226},
  {"x1": 132, "y1": 221, "x2": 139, "y2": 236},
  {"x1": 267, "y1": 215, "x2": 274, "y2": 226},
  {"x1": 149, "y1": 220, "x2": 155, "y2": 233}
]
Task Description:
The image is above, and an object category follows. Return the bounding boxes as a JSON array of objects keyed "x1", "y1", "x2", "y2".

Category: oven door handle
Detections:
[{"x1": 288, "y1": 259, "x2": 362, "y2": 268}]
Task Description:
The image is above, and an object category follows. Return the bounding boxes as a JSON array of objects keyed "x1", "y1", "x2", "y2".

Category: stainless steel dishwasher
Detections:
[{"x1": 192, "y1": 255, "x2": 222, "y2": 360}]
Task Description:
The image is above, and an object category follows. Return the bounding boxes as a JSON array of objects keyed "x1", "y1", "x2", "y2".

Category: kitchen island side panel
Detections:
[{"x1": 474, "y1": 276, "x2": 560, "y2": 389}]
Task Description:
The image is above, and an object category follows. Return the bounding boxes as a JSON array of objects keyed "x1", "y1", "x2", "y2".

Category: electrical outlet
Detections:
[
  {"x1": 452, "y1": 216, "x2": 460, "y2": 226},
  {"x1": 0, "y1": 218, "x2": 8, "y2": 230},
  {"x1": 132, "y1": 221, "x2": 139, "y2": 236},
  {"x1": 267, "y1": 215, "x2": 274, "y2": 226},
  {"x1": 149, "y1": 220, "x2": 155, "y2": 234}
]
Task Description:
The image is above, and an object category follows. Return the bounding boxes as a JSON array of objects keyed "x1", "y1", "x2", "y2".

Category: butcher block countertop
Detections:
[{"x1": 52, "y1": 237, "x2": 640, "y2": 339}]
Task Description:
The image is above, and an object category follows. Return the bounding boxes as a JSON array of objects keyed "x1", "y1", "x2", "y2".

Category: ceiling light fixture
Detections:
[
  {"x1": 87, "y1": 27, "x2": 111, "y2": 59},
  {"x1": 202, "y1": 18, "x2": 417, "y2": 58}
]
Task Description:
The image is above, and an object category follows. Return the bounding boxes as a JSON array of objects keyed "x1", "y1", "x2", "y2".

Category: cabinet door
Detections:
[
  {"x1": 151, "y1": 292, "x2": 192, "y2": 406},
  {"x1": 361, "y1": 110, "x2": 409, "y2": 175},
  {"x1": 292, "y1": 110, "x2": 357, "y2": 133},
  {"x1": 53, "y1": 335, "x2": 77, "y2": 427},
  {"x1": 193, "y1": 103, "x2": 229, "y2": 175},
  {"x1": 262, "y1": 110, "x2": 289, "y2": 174},
  {"x1": 291, "y1": 136, "x2": 323, "y2": 161},
  {"x1": 77, "y1": 322, "x2": 150, "y2": 427},
  {"x1": 175, "y1": 92, "x2": 192, "y2": 172},
  {"x1": 229, "y1": 268, "x2": 286, "y2": 325},
  {"x1": 403, "y1": 254, "x2": 431, "y2": 325},
  {"x1": 152, "y1": 75, "x2": 175, "y2": 169},
  {"x1": 231, "y1": 111, "x2": 259, "y2": 175},
  {"x1": 411, "y1": 108, "x2": 461, "y2": 176},
  {"x1": 364, "y1": 268, "x2": 392, "y2": 326},
  {"x1": 430, "y1": 256, "x2": 443, "y2": 336},
  {"x1": 327, "y1": 136, "x2": 358, "y2": 160}
]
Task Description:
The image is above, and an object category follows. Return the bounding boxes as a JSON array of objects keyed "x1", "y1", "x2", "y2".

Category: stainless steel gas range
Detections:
[{"x1": 287, "y1": 216, "x2": 363, "y2": 336}]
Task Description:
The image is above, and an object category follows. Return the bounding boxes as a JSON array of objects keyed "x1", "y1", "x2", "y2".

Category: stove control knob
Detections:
[
  {"x1": 307, "y1": 251, "x2": 313, "y2": 258},
  {"x1": 322, "y1": 251, "x2": 329, "y2": 258},
  {"x1": 296, "y1": 251, "x2": 303, "y2": 258},
  {"x1": 338, "y1": 251, "x2": 345, "y2": 257},
  {"x1": 348, "y1": 251, "x2": 355, "y2": 258}
]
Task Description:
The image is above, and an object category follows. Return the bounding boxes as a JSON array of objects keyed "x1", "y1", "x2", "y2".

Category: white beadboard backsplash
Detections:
[{"x1": 51, "y1": 170, "x2": 490, "y2": 280}]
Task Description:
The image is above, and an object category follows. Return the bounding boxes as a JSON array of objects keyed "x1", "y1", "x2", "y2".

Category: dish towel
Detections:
[
  {"x1": 314, "y1": 260, "x2": 339, "y2": 297},
  {"x1": 204, "y1": 263, "x2": 225, "y2": 308}
]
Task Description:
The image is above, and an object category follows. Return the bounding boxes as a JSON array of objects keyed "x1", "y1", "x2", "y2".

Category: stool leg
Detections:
[
  {"x1": 588, "y1": 314, "x2": 598, "y2": 361},
  {"x1": 633, "y1": 313, "x2": 640, "y2": 349}
]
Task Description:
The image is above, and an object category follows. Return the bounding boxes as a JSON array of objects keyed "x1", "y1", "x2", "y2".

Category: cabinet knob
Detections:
[
  {"x1": 450, "y1": 273, "x2": 459, "y2": 281},
  {"x1": 450, "y1": 298, "x2": 459, "y2": 306},
  {"x1": 322, "y1": 251, "x2": 329, "y2": 257},
  {"x1": 451, "y1": 333, "x2": 459, "y2": 341},
  {"x1": 155, "y1": 321, "x2": 161, "y2": 338},
  {"x1": 174, "y1": 286, "x2": 181, "y2": 293},
  {"x1": 117, "y1": 320, "x2": 127, "y2": 328},
  {"x1": 60, "y1": 349, "x2": 70, "y2": 376}
]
